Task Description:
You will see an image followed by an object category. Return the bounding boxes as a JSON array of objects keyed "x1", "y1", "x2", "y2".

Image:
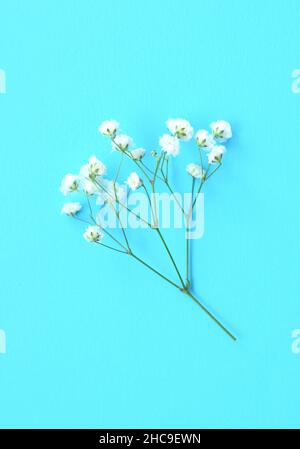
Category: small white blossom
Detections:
[
  {"x1": 210, "y1": 120, "x2": 232, "y2": 142},
  {"x1": 195, "y1": 129, "x2": 215, "y2": 149},
  {"x1": 83, "y1": 226, "x2": 103, "y2": 243},
  {"x1": 80, "y1": 155, "x2": 106, "y2": 180},
  {"x1": 113, "y1": 134, "x2": 132, "y2": 151},
  {"x1": 130, "y1": 148, "x2": 146, "y2": 160},
  {"x1": 61, "y1": 202, "x2": 82, "y2": 216},
  {"x1": 159, "y1": 134, "x2": 180, "y2": 156},
  {"x1": 98, "y1": 119, "x2": 119, "y2": 137},
  {"x1": 81, "y1": 179, "x2": 99, "y2": 195},
  {"x1": 60, "y1": 174, "x2": 80, "y2": 195},
  {"x1": 125, "y1": 172, "x2": 142, "y2": 191},
  {"x1": 186, "y1": 163, "x2": 205, "y2": 179},
  {"x1": 208, "y1": 145, "x2": 225, "y2": 164},
  {"x1": 166, "y1": 118, "x2": 194, "y2": 141}
]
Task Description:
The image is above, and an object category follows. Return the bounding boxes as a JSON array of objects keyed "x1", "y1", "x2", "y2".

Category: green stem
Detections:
[
  {"x1": 155, "y1": 228, "x2": 185, "y2": 288},
  {"x1": 94, "y1": 179, "x2": 152, "y2": 227},
  {"x1": 116, "y1": 208, "x2": 131, "y2": 250},
  {"x1": 151, "y1": 183, "x2": 158, "y2": 228},
  {"x1": 150, "y1": 153, "x2": 163, "y2": 228},
  {"x1": 161, "y1": 173, "x2": 185, "y2": 215},
  {"x1": 199, "y1": 147, "x2": 203, "y2": 170},
  {"x1": 114, "y1": 151, "x2": 124, "y2": 183},
  {"x1": 186, "y1": 291, "x2": 237, "y2": 341},
  {"x1": 142, "y1": 184, "x2": 156, "y2": 227},
  {"x1": 205, "y1": 162, "x2": 222, "y2": 180},
  {"x1": 112, "y1": 137, "x2": 152, "y2": 182},
  {"x1": 86, "y1": 194, "x2": 95, "y2": 222},
  {"x1": 95, "y1": 241, "x2": 127, "y2": 254},
  {"x1": 101, "y1": 226, "x2": 128, "y2": 251},
  {"x1": 153, "y1": 153, "x2": 163, "y2": 182},
  {"x1": 130, "y1": 253, "x2": 181, "y2": 290},
  {"x1": 192, "y1": 178, "x2": 205, "y2": 209},
  {"x1": 185, "y1": 178, "x2": 195, "y2": 287},
  {"x1": 131, "y1": 253, "x2": 236, "y2": 340},
  {"x1": 74, "y1": 199, "x2": 127, "y2": 251},
  {"x1": 95, "y1": 168, "x2": 185, "y2": 288}
]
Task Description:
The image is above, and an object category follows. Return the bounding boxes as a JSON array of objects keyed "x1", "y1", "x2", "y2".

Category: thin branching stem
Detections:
[
  {"x1": 130, "y1": 253, "x2": 181, "y2": 290},
  {"x1": 95, "y1": 241, "x2": 128, "y2": 254},
  {"x1": 186, "y1": 290, "x2": 237, "y2": 341},
  {"x1": 185, "y1": 177, "x2": 195, "y2": 288}
]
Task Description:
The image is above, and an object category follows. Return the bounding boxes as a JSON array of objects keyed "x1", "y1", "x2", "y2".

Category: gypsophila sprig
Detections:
[
  {"x1": 208, "y1": 145, "x2": 226, "y2": 164},
  {"x1": 80, "y1": 155, "x2": 106, "y2": 180},
  {"x1": 186, "y1": 163, "x2": 205, "y2": 180},
  {"x1": 61, "y1": 202, "x2": 82, "y2": 216},
  {"x1": 159, "y1": 134, "x2": 180, "y2": 156},
  {"x1": 113, "y1": 134, "x2": 132, "y2": 151},
  {"x1": 195, "y1": 129, "x2": 215, "y2": 149},
  {"x1": 210, "y1": 120, "x2": 232, "y2": 142},
  {"x1": 126, "y1": 172, "x2": 142, "y2": 191},
  {"x1": 99, "y1": 120, "x2": 119, "y2": 137},
  {"x1": 83, "y1": 226, "x2": 103, "y2": 243},
  {"x1": 60, "y1": 174, "x2": 80, "y2": 195},
  {"x1": 60, "y1": 117, "x2": 236, "y2": 341},
  {"x1": 130, "y1": 148, "x2": 146, "y2": 160},
  {"x1": 166, "y1": 118, "x2": 194, "y2": 141}
]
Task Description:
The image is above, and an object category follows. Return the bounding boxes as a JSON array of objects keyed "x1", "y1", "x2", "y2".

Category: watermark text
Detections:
[
  {"x1": 0, "y1": 69, "x2": 6, "y2": 94},
  {"x1": 291, "y1": 69, "x2": 300, "y2": 94},
  {"x1": 291, "y1": 329, "x2": 300, "y2": 354},
  {"x1": 0, "y1": 329, "x2": 6, "y2": 354}
]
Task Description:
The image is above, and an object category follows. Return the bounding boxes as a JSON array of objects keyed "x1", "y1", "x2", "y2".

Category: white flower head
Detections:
[
  {"x1": 125, "y1": 172, "x2": 142, "y2": 191},
  {"x1": 83, "y1": 225, "x2": 103, "y2": 243},
  {"x1": 210, "y1": 120, "x2": 232, "y2": 142},
  {"x1": 96, "y1": 180, "x2": 127, "y2": 206},
  {"x1": 80, "y1": 155, "x2": 106, "y2": 180},
  {"x1": 61, "y1": 202, "x2": 82, "y2": 216},
  {"x1": 113, "y1": 134, "x2": 132, "y2": 151},
  {"x1": 130, "y1": 148, "x2": 146, "y2": 160},
  {"x1": 81, "y1": 179, "x2": 99, "y2": 195},
  {"x1": 186, "y1": 163, "x2": 205, "y2": 179},
  {"x1": 195, "y1": 129, "x2": 215, "y2": 149},
  {"x1": 208, "y1": 145, "x2": 226, "y2": 164},
  {"x1": 60, "y1": 174, "x2": 80, "y2": 195},
  {"x1": 166, "y1": 118, "x2": 194, "y2": 141},
  {"x1": 98, "y1": 119, "x2": 119, "y2": 137},
  {"x1": 159, "y1": 134, "x2": 180, "y2": 156}
]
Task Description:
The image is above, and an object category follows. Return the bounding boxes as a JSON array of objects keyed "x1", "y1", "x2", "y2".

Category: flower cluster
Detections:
[
  {"x1": 60, "y1": 117, "x2": 236, "y2": 340},
  {"x1": 61, "y1": 117, "x2": 232, "y2": 237},
  {"x1": 83, "y1": 226, "x2": 103, "y2": 243}
]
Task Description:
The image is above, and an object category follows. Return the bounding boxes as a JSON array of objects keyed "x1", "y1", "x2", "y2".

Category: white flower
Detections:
[
  {"x1": 125, "y1": 172, "x2": 142, "y2": 191},
  {"x1": 80, "y1": 155, "x2": 106, "y2": 180},
  {"x1": 98, "y1": 119, "x2": 119, "y2": 137},
  {"x1": 159, "y1": 134, "x2": 180, "y2": 156},
  {"x1": 210, "y1": 120, "x2": 232, "y2": 142},
  {"x1": 186, "y1": 163, "x2": 205, "y2": 179},
  {"x1": 81, "y1": 179, "x2": 99, "y2": 195},
  {"x1": 130, "y1": 148, "x2": 146, "y2": 160},
  {"x1": 166, "y1": 118, "x2": 194, "y2": 141},
  {"x1": 113, "y1": 134, "x2": 132, "y2": 151},
  {"x1": 96, "y1": 180, "x2": 127, "y2": 206},
  {"x1": 195, "y1": 129, "x2": 215, "y2": 149},
  {"x1": 207, "y1": 145, "x2": 225, "y2": 164},
  {"x1": 61, "y1": 202, "x2": 82, "y2": 216},
  {"x1": 83, "y1": 226, "x2": 103, "y2": 243},
  {"x1": 60, "y1": 174, "x2": 80, "y2": 195}
]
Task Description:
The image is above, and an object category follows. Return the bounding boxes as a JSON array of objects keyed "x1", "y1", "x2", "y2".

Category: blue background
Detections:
[{"x1": 0, "y1": 0, "x2": 300, "y2": 429}]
